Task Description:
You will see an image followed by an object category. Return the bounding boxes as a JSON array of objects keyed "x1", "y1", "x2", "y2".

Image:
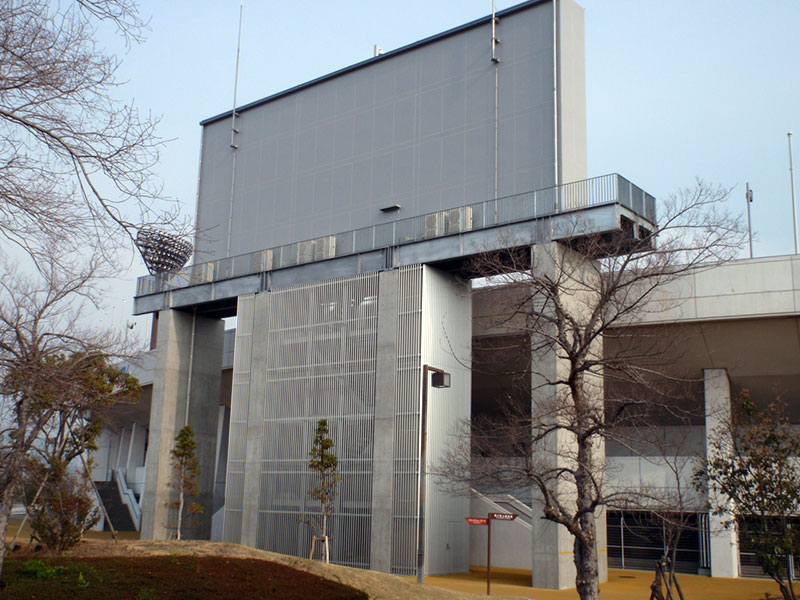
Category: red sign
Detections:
[
  {"x1": 489, "y1": 512, "x2": 517, "y2": 521},
  {"x1": 466, "y1": 517, "x2": 489, "y2": 525}
]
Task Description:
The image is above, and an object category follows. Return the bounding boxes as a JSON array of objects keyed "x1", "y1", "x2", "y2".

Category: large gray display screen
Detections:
[{"x1": 194, "y1": 0, "x2": 585, "y2": 262}]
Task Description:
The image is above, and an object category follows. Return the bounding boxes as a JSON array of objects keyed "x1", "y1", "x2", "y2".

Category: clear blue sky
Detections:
[{"x1": 103, "y1": 0, "x2": 800, "y2": 330}]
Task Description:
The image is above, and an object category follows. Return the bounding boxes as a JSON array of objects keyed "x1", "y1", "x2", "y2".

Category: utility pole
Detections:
[
  {"x1": 789, "y1": 133, "x2": 797, "y2": 254},
  {"x1": 745, "y1": 183, "x2": 753, "y2": 259}
]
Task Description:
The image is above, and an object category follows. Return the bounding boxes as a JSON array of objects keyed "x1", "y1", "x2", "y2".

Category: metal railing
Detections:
[
  {"x1": 113, "y1": 468, "x2": 142, "y2": 531},
  {"x1": 136, "y1": 173, "x2": 655, "y2": 297}
]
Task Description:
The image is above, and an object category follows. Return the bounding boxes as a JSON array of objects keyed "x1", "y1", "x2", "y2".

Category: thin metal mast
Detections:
[
  {"x1": 492, "y1": 1, "x2": 500, "y2": 216},
  {"x1": 745, "y1": 183, "x2": 753, "y2": 259},
  {"x1": 789, "y1": 132, "x2": 797, "y2": 255},
  {"x1": 226, "y1": 4, "x2": 244, "y2": 258},
  {"x1": 552, "y1": 0, "x2": 560, "y2": 190}
]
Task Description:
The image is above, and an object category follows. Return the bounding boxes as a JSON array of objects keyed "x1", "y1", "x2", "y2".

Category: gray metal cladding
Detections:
[
  {"x1": 256, "y1": 272, "x2": 381, "y2": 568},
  {"x1": 195, "y1": 2, "x2": 558, "y2": 261},
  {"x1": 418, "y1": 266, "x2": 472, "y2": 575},
  {"x1": 222, "y1": 293, "x2": 255, "y2": 543},
  {"x1": 390, "y1": 266, "x2": 424, "y2": 574},
  {"x1": 221, "y1": 265, "x2": 470, "y2": 575}
]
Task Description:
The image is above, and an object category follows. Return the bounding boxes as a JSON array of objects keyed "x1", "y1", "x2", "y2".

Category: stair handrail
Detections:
[
  {"x1": 494, "y1": 493, "x2": 534, "y2": 521},
  {"x1": 470, "y1": 488, "x2": 532, "y2": 531},
  {"x1": 113, "y1": 468, "x2": 142, "y2": 531}
]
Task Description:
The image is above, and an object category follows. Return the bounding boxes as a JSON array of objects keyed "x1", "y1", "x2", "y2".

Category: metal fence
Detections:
[
  {"x1": 136, "y1": 173, "x2": 656, "y2": 297},
  {"x1": 607, "y1": 510, "x2": 710, "y2": 575}
]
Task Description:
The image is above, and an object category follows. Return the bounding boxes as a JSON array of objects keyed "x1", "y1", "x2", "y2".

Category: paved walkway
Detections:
[{"x1": 423, "y1": 569, "x2": 782, "y2": 599}]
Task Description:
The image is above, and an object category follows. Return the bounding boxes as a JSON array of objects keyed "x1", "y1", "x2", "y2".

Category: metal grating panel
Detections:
[
  {"x1": 390, "y1": 265, "x2": 424, "y2": 575},
  {"x1": 257, "y1": 273, "x2": 380, "y2": 568},
  {"x1": 606, "y1": 510, "x2": 705, "y2": 575},
  {"x1": 222, "y1": 293, "x2": 255, "y2": 542}
]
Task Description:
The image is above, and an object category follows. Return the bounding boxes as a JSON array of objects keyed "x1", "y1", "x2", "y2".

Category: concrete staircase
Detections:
[{"x1": 95, "y1": 481, "x2": 136, "y2": 532}]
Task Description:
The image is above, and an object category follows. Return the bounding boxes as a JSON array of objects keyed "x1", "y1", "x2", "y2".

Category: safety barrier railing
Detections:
[
  {"x1": 136, "y1": 173, "x2": 655, "y2": 297},
  {"x1": 113, "y1": 468, "x2": 142, "y2": 531}
]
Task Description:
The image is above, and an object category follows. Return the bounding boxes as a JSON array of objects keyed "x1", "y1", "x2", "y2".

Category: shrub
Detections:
[{"x1": 27, "y1": 462, "x2": 100, "y2": 553}]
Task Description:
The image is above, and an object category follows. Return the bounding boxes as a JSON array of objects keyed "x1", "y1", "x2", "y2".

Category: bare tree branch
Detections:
[{"x1": 438, "y1": 181, "x2": 745, "y2": 600}]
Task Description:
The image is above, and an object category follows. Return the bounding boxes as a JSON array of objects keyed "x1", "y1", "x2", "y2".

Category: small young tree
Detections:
[
  {"x1": 168, "y1": 425, "x2": 204, "y2": 541},
  {"x1": 628, "y1": 422, "x2": 704, "y2": 600},
  {"x1": 307, "y1": 419, "x2": 340, "y2": 563},
  {"x1": 15, "y1": 352, "x2": 137, "y2": 552},
  {"x1": 702, "y1": 392, "x2": 800, "y2": 600}
]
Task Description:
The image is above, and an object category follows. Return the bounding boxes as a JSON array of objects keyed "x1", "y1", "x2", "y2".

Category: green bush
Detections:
[
  {"x1": 17, "y1": 559, "x2": 65, "y2": 580},
  {"x1": 26, "y1": 461, "x2": 100, "y2": 553}
]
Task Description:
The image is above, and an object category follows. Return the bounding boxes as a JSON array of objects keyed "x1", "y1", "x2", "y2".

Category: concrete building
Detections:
[{"x1": 91, "y1": 0, "x2": 800, "y2": 590}]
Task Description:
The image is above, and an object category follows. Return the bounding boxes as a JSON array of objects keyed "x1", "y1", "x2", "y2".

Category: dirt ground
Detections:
[
  {"x1": 59, "y1": 539, "x2": 529, "y2": 600},
  {"x1": 2, "y1": 553, "x2": 368, "y2": 600},
  {"x1": 3, "y1": 530, "x2": 784, "y2": 600}
]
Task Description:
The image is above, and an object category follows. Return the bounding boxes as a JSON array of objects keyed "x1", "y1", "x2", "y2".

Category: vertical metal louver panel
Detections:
[
  {"x1": 258, "y1": 273, "x2": 380, "y2": 568},
  {"x1": 222, "y1": 293, "x2": 256, "y2": 543},
  {"x1": 390, "y1": 265, "x2": 424, "y2": 575},
  {"x1": 418, "y1": 266, "x2": 471, "y2": 575}
]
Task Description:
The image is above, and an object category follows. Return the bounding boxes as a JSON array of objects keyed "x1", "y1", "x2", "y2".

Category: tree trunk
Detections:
[
  {"x1": 787, "y1": 565, "x2": 797, "y2": 600},
  {"x1": 0, "y1": 483, "x2": 16, "y2": 580},
  {"x1": 176, "y1": 488, "x2": 184, "y2": 541},
  {"x1": 573, "y1": 383, "x2": 601, "y2": 600},
  {"x1": 322, "y1": 513, "x2": 328, "y2": 563},
  {"x1": 775, "y1": 579, "x2": 795, "y2": 600},
  {"x1": 574, "y1": 522, "x2": 600, "y2": 600}
]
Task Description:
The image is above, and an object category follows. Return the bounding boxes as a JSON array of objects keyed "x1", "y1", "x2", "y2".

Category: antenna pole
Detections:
[
  {"x1": 789, "y1": 132, "x2": 798, "y2": 255},
  {"x1": 745, "y1": 183, "x2": 753, "y2": 259},
  {"x1": 226, "y1": 3, "x2": 244, "y2": 258},
  {"x1": 491, "y1": 0, "x2": 500, "y2": 218}
]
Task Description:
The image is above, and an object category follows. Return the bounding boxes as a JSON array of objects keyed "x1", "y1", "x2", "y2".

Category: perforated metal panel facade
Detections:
[
  {"x1": 222, "y1": 293, "x2": 255, "y2": 543},
  {"x1": 220, "y1": 266, "x2": 471, "y2": 575},
  {"x1": 255, "y1": 272, "x2": 380, "y2": 567}
]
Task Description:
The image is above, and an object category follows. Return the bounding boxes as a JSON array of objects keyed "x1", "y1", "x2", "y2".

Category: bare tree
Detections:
[
  {"x1": 0, "y1": 253, "x2": 136, "y2": 579},
  {"x1": 440, "y1": 181, "x2": 745, "y2": 600},
  {"x1": 0, "y1": 0, "x2": 184, "y2": 266},
  {"x1": 612, "y1": 418, "x2": 706, "y2": 600}
]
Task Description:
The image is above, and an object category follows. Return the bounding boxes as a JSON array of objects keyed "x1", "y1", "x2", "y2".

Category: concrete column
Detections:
[
  {"x1": 140, "y1": 309, "x2": 224, "y2": 540},
  {"x1": 704, "y1": 368, "x2": 739, "y2": 578},
  {"x1": 529, "y1": 242, "x2": 606, "y2": 589},
  {"x1": 595, "y1": 503, "x2": 608, "y2": 581},
  {"x1": 369, "y1": 269, "x2": 400, "y2": 572},
  {"x1": 125, "y1": 423, "x2": 136, "y2": 472},
  {"x1": 239, "y1": 293, "x2": 270, "y2": 547}
]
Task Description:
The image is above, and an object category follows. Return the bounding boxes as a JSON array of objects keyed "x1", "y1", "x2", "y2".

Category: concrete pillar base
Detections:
[{"x1": 140, "y1": 309, "x2": 224, "y2": 541}]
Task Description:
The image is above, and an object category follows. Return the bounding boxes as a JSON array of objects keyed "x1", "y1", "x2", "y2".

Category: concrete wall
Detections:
[
  {"x1": 637, "y1": 254, "x2": 800, "y2": 324},
  {"x1": 91, "y1": 429, "x2": 118, "y2": 482},
  {"x1": 704, "y1": 368, "x2": 740, "y2": 578},
  {"x1": 126, "y1": 424, "x2": 147, "y2": 474},
  {"x1": 194, "y1": 0, "x2": 587, "y2": 261},
  {"x1": 528, "y1": 242, "x2": 606, "y2": 589},
  {"x1": 369, "y1": 270, "x2": 401, "y2": 572},
  {"x1": 469, "y1": 492, "x2": 532, "y2": 570},
  {"x1": 556, "y1": 0, "x2": 587, "y2": 185},
  {"x1": 140, "y1": 310, "x2": 224, "y2": 540}
]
